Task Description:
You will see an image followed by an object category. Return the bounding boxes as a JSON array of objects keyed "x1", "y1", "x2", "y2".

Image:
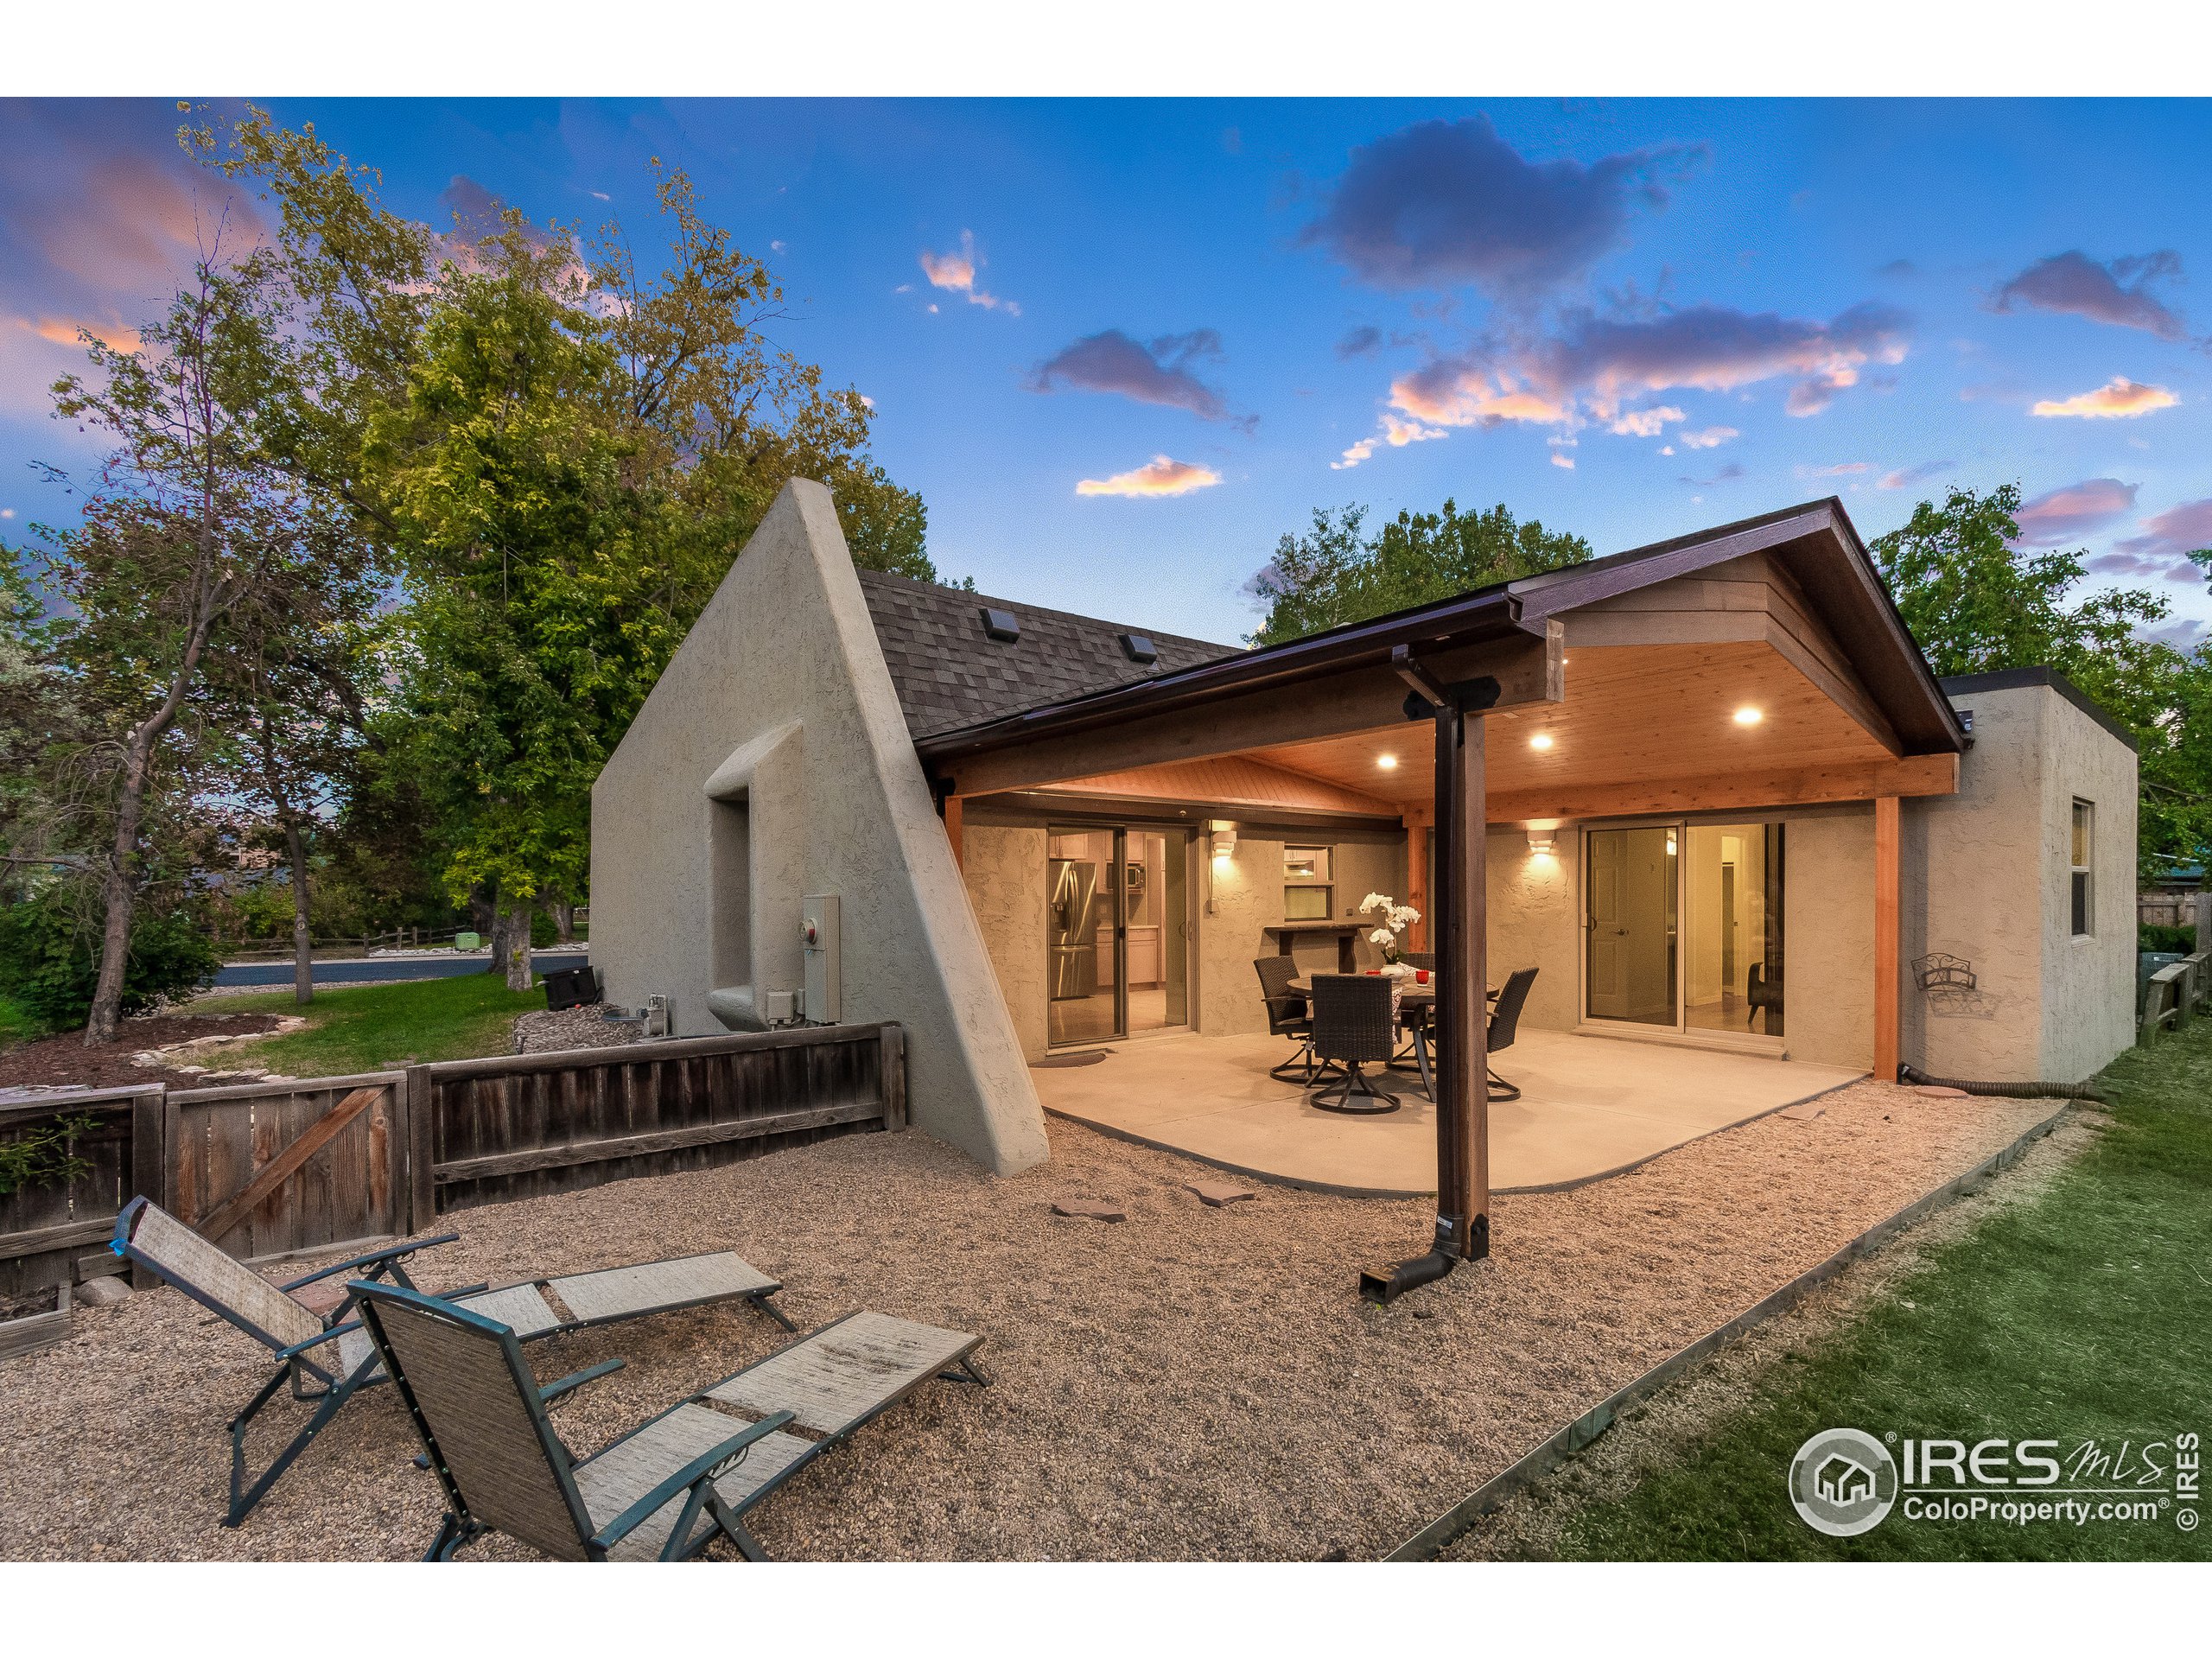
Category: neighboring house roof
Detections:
[{"x1": 855, "y1": 568, "x2": 1240, "y2": 741}]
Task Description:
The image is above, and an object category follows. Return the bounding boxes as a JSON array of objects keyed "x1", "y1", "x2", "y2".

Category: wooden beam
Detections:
[
  {"x1": 943, "y1": 793, "x2": 965, "y2": 874},
  {"x1": 1482, "y1": 752, "x2": 1957, "y2": 824},
  {"x1": 433, "y1": 1099, "x2": 887, "y2": 1185},
  {"x1": 938, "y1": 626, "x2": 1560, "y2": 798},
  {"x1": 1874, "y1": 794, "x2": 1900, "y2": 1083},
  {"x1": 1404, "y1": 819, "x2": 1428, "y2": 951}
]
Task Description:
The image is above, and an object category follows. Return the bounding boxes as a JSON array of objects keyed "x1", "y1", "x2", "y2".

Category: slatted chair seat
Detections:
[
  {"x1": 110, "y1": 1198, "x2": 794, "y2": 1528},
  {"x1": 355, "y1": 1284, "x2": 988, "y2": 1562}
]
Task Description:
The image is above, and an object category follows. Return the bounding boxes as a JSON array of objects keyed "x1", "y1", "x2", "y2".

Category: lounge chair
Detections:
[
  {"x1": 352, "y1": 1283, "x2": 987, "y2": 1560},
  {"x1": 109, "y1": 1196, "x2": 793, "y2": 1526}
]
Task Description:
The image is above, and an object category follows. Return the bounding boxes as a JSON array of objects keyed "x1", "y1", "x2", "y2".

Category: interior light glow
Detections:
[
  {"x1": 1529, "y1": 732, "x2": 1555, "y2": 751},
  {"x1": 1733, "y1": 706, "x2": 1764, "y2": 727}
]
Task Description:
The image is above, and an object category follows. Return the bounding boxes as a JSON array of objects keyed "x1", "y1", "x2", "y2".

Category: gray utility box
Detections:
[{"x1": 801, "y1": 894, "x2": 841, "y2": 1024}]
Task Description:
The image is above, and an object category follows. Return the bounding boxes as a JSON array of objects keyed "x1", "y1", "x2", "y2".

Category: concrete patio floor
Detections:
[{"x1": 1031, "y1": 1029, "x2": 1866, "y2": 1196}]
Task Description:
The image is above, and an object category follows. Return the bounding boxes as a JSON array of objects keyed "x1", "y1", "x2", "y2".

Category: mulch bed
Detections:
[
  {"x1": 0, "y1": 1077, "x2": 2062, "y2": 1561},
  {"x1": 0, "y1": 1014, "x2": 281, "y2": 1093}
]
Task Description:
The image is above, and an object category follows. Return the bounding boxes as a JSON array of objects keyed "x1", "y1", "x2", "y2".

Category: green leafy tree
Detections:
[
  {"x1": 1872, "y1": 483, "x2": 2212, "y2": 877},
  {"x1": 1251, "y1": 498, "x2": 1592, "y2": 645}
]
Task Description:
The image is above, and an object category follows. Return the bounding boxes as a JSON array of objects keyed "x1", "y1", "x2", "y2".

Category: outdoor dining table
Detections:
[
  {"x1": 1286, "y1": 975, "x2": 1495, "y2": 1103},
  {"x1": 1285, "y1": 976, "x2": 1497, "y2": 1001}
]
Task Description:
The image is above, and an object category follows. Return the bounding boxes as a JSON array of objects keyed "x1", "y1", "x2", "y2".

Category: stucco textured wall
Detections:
[
  {"x1": 1487, "y1": 825, "x2": 1580, "y2": 1032},
  {"x1": 962, "y1": 823, "x2": 1049, "y2": 1060},
  {"x1": 1782, "y1": 809, "x2": 1876, "y2": 1069},
  {"x1": 1908, "y1": 683, "x2": 2135, "y2": 1084},
  {"x1": 590, "y1": 481, "x2": 1050, "y2": 1175}
]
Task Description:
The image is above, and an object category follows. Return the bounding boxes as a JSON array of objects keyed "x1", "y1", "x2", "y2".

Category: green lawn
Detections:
[
  {"x1": 0, "y1": 994, "x2": 38, "y2": 1052},
  {"x1": 1537, "y1": 1020, "x2": 2212, "y2": 1561},
  {"x1": 194, "y1": 972, "x2": 546, "y2": 1077}
]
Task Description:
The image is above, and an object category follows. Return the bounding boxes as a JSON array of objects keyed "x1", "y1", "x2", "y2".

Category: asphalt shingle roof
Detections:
[{"x1": 855, "y1": 568, "x2": 1241, "y2": 741}]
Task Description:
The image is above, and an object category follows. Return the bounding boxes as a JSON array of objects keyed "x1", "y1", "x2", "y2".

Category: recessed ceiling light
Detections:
[
  {"x1": 1529, "y1": 733, "x2": 1554, "y2": 751},
  {"x1": 1733, "y1": 706, "x2": 1764, "y2": 727},
  {"x1": 1376, "y1": 753, "x2": 1399, "y2": 771}
]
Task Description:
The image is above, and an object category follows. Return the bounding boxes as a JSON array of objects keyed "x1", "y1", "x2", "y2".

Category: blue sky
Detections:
[{"x1": 3, "y1": 96, "x2": 2209, "y2": 648}]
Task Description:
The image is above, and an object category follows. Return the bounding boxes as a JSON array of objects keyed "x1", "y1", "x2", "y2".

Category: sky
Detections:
[{"x1": 3, "y1": 96, "x2": 2210, "y2": 649}]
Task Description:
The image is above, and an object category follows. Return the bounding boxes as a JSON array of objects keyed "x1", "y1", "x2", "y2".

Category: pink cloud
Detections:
[
  {"x1": 2030, "y1": 377, "x2": 2179, "y2": 420},
  {"x1": 2114, "y1": 497, "x2": 2212, "y2": 562},
  {"x1": 918, "y1": 230, "x2": 1016, "y2": 315},
  {"x1": 2012, "y1": 478, "x2": 2138, "y2": 546},
  {"x1": 1075, "y1": 455, "x2": 1222, "y2": 498}
]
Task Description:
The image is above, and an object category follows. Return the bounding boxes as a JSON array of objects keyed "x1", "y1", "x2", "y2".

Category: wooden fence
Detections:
[
  {"x1": 2139, "y1": 892, "x2": 2206, "y2": 933},
  {"x1": 0, "y1": 1024, "x2": 904, "y2": 1303}
]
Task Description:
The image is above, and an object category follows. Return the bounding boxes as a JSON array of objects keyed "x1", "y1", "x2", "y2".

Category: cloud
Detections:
[
  {"x1": 2114, "y1": 497, "x2": 2212, "y2": 562},
  {"x1": 2012, "y1": 478, "x2": 2139, "y2": 545},
  {"x1": 1607, "y1": 405, "x2": 1683, "y2": 438},
  {"x1": 1879, "y1": 460, "x2": 1952, "y2": 491},
  {"x1": 1301, "y1": 114, "x2": 1699, "y2": 297},
  {"x1": 1798, "y1": 461, "x2": 1868, "y2": 478},
  {"x1": 1550, "y1": 451, "x2": 1575, "y2": 470},
  {"x1": 1075, "y1": 455, "x2": 1222, "y2": 498},
  {"x1": 918, "y1": 231, "x2": 1017, "y2": 315},
  {"x1": 1331, "y1": 413, "x2": 1448, "y2": 470},
  {"x1": 1989, "y1": 250, "x2": 2190, "y2": 340},
  {"x1": 1389, "y1": 301, "x2": 1910, "y2": 431},
  {"x1": 1335, "y1": 325, "x2": 1382, "y2": 359},
  {"x1": 2140, "y1": 617, "x2": 2209, "y2": 651},
  {"x1": 1679, "y1": 425, "x2": 1737, "y2": 449},
  {"x1": 1680, "y1": 462, "x2": 1745, "y2": 487},
  {"x1": 2029, "y1": 377, "x2": 2180, "y2": 420},
  {"x1": 2085, "y1": 550, "x2": 2203, "y2": 584},
  {"x1": 1032, "y1": 328, "x2": 1229, "y2": 419}
]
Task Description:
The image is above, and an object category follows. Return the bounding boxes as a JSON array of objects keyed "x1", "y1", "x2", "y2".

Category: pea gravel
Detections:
[{"x1": 0, "y1": 1077, "x2": 2054, "y2": 1560}]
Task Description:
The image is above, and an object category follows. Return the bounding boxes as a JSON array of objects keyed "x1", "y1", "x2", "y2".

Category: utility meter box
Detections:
[{"x1": 800, "y1": 894, "x2": 841, "y2": 1025}]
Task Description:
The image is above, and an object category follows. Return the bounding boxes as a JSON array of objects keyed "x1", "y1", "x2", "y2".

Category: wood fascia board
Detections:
[
  {"x1": 984, "y1": 787, "x2": 1403, "y2": 831},
  {"x1": 1510, "y1": 506, "x2": 1834, "y2": 628},
  {"x1": 1036, "y1": 753, "x2": 1400, "y2": 817},
  {"x1": 1482, "y1": 752, "x2": 1957, "y2": 823},
  {"x1": 936, "y1": 626, "x2": 1560, "y2": 798}
]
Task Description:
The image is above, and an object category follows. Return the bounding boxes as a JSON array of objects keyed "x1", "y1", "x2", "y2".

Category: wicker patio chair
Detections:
[
  {"x1": 1306, "y1": 974, "x2": 1400, "y2": 1114},
  {"x1": 354, "y1": 1284, "x2": 987, "y2": 1561},
  {"x1": 1746, "y1": 962, "x2": 1783, "y2": 1030},
  {"x1": 1254, "y1": 955, "x2": 1326, "y2": 1083},
  {"x1": 1486, "y1": 967, "x2": 1540, "y2": 1102},
  {"x1": 111, "y1": 1197, "x2": 793, "y2": 1527}
]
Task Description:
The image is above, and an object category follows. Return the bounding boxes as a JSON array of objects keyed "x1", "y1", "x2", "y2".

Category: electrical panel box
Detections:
[
  {"x1": 800, "y1": 894, "x2": 841, "y2": 1025},
  {"x1": 762, "y1": 988, "x2": 797, "y2": 1025}
]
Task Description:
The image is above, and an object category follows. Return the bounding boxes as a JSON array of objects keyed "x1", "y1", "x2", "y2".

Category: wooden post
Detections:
[
  {"x1": 943, "y1": 794, "x2": 965, "y2": 874},
  {"x1": 1873, "y1": 794, "x2": 1900, "y2": 1084},
  {"x1": 1433, "y1": 701, "x2": 1490, "y2": 1260},
  {"x1": 405, "y1": 1064, "x2": 437, "y2": 1230},
  {"x1": 1403, "y1": 816, "x2": 1428, "y2": 951},
  {"x1": 128, "y1": 1087, "x2": 165, "y2": 1291}
]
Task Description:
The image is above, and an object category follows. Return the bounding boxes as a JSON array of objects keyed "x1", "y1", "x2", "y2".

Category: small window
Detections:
[
  {"x1": 2070, "y1": 800, "x2": 2094, "y2": 937},
  {"x1": 1283, "y1": 845, "x2": 1333, "y2": 921}
]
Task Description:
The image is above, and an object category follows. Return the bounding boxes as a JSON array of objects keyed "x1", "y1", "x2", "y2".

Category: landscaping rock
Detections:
[
  {"x1": 511, "y1": 1003, "x2": 645, "y2": 1056},
  {"x1": 1187, "y1": 1180, "x2": 1256, "y2": 1207},
  {"x1": 73, "y1": 1276, "x2": 131, "y2": 1308},
  {"x1": 1777, "y1": 1103, "x2": 1827, "y2": 1122},
  {"x1": 1052, "y1": 1198, "x2": 1126, "y2": 1222},
  {"x1": 1911, "y1": 1085, "x2": 1972, "y2": 1098}
]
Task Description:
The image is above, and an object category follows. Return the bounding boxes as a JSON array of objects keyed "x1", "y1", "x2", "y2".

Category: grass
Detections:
[
  {"x1": 194, "y1": 972, "x2": 545, "y2": 1076},
  {"x1": 1535, "y1": 1021, "x2": 2212, "y2": 1561},
  {"x1": 0, "y1": 994, "x2": 39, "y2": 1052}
]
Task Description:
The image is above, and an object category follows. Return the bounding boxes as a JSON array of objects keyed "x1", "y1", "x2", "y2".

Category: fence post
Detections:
[
  {"x1": 880, "y1": 1023, "x2": 907, "y2": 1130},
  {"x1": 405, "y1": 1065, "x2": 437, "y2": 1229},
  {"x1": 128, "y1": 1087, "x2": 165, "y2": 1290}
]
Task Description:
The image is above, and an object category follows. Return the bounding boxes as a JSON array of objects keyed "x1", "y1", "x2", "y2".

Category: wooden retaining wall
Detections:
[{"x1": 0, "y1": 1024, "x2": 904, "y2": 1300}]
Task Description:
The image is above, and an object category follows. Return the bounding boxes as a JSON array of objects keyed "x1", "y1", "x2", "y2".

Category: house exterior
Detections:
[{"x1": 591, "y1": 480, "x2": 2138, "y2": 1178}]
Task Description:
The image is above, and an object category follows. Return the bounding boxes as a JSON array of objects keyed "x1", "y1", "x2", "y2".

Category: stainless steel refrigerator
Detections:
[{"x1": 1048, "y1": 857, "x2": 1103, "y2": 1000}]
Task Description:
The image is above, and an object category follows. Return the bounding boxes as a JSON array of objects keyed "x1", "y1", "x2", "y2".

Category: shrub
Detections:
[
  {"x1": 530, "y1": 908, "x2": 557, "y2": 949},
  {"x1": 2139, "y1": 922, "x2": 2197, "y2": 955},
  {"x1": 0, "y1": 879, "x2": 221, "y2": 1033}
]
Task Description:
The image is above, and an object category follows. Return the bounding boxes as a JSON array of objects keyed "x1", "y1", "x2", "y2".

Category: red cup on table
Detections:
[{"x1": 1415, "y1": 969, "x2": 1429, "y2": 984}]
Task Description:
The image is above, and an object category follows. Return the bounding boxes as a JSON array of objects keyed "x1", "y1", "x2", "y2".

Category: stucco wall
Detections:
[
  {"x1": 1487, "y1": 825, "x2": 1580, "y2": 1033},
  {"x1": 962, "y1": 822, "x2": 1049, "y2": 1060},
  {"x1": 589, "y1": 481, "x2": 1050, "y2": 1175},
  {"x1": 1781, "y1": 808, "x2": 1876, "y2": 1069},
  {"x1": 1906, "y1": 682, "x2": 2136, "y2": 1084}
]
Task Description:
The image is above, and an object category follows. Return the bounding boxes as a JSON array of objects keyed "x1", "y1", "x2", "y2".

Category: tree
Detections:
[
  {"x1": 1250, "y1": 498, "x2": 1592, "y2": 645},
  {"x1": 1872, "y1": 483, "x2": 2212, "y2": 878}
]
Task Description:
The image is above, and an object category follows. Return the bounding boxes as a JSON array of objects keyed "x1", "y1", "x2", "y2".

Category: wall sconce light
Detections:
[
  {"x1": 1210, "y1": 823, "x2": 1238, "y2": 861},
  {"x1": 1527, "y1": 828, "x2": 1556, "y2": 858}
]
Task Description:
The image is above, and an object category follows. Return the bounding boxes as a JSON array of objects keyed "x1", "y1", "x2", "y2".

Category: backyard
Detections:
[{"x1": 1, "y1": 1066, "x2": 2067, "y2": 1560}]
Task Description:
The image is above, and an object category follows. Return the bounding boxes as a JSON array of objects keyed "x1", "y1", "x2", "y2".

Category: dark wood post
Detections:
[{"x1": 1432, "y1": 698, "x2": 1491, "y2": 1260}]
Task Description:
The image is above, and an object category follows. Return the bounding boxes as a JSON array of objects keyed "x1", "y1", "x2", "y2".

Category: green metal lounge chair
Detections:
[
  {"x1": 108, "y1": 1196, "x2": 793, "y2": 1527},
  {"x1": 352, "y1": 1282, "x2": 988, "y2": 1561}
]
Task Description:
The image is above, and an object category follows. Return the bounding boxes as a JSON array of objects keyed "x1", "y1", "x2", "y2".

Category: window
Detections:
[
  {"x1": 2071, "y1": 800, "x2": 2094, "y2": 937},
  {"x1": 1283, "y1": 845, "x2": 1333, "y2": 921}
]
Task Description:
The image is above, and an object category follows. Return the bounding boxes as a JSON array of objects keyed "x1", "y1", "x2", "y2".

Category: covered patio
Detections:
[{"x1": 1031, "y1": 1028, "x2": 1865, "y2": 1196}]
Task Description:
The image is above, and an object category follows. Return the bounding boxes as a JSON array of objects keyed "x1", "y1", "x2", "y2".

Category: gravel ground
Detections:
[
  {"x1": 0, "y1": 1013, "x2": 281, "y2": 1092},
  {"x1": 511, "y1": 1002, "x2": 645, "y2": 1055},
  {"x1": 0, "y1": 1077, "x2": 2057, "y2": 1561}
]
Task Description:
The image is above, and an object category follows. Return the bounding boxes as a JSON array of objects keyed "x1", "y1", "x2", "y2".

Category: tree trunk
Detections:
[
  {"x1": 284, "y1": 818, "x2": 314, "y2": 1007},
  {"x1": 504, "y1": 899, "x2": 535, "y2": 992},
  {"x1": 482, "y1": 901, "x2": 509, "y2": 975},
  {"x1": 85, "y1": 750, "x2": 150, "y2": 1045},
  {"x1": 553, "y1": 899, "x2": 575, "y2": 944}
]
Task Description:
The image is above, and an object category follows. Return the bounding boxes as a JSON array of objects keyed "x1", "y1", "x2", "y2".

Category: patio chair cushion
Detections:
[
  {"x1": 705, "y1": 1310, "x2": 979, "y2": 1436},
  {"x1": 571, "y1": 1404, "x2": 814, "y2": 1561}
]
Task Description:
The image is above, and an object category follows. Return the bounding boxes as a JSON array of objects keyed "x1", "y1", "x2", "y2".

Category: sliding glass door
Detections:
[
  {"x1": 1586, "y1": 821, "x2": 1785, "y2": 1039},
  {"x1": 1047, "y1": 824, "x2": 1192, "y2": 1046}
]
